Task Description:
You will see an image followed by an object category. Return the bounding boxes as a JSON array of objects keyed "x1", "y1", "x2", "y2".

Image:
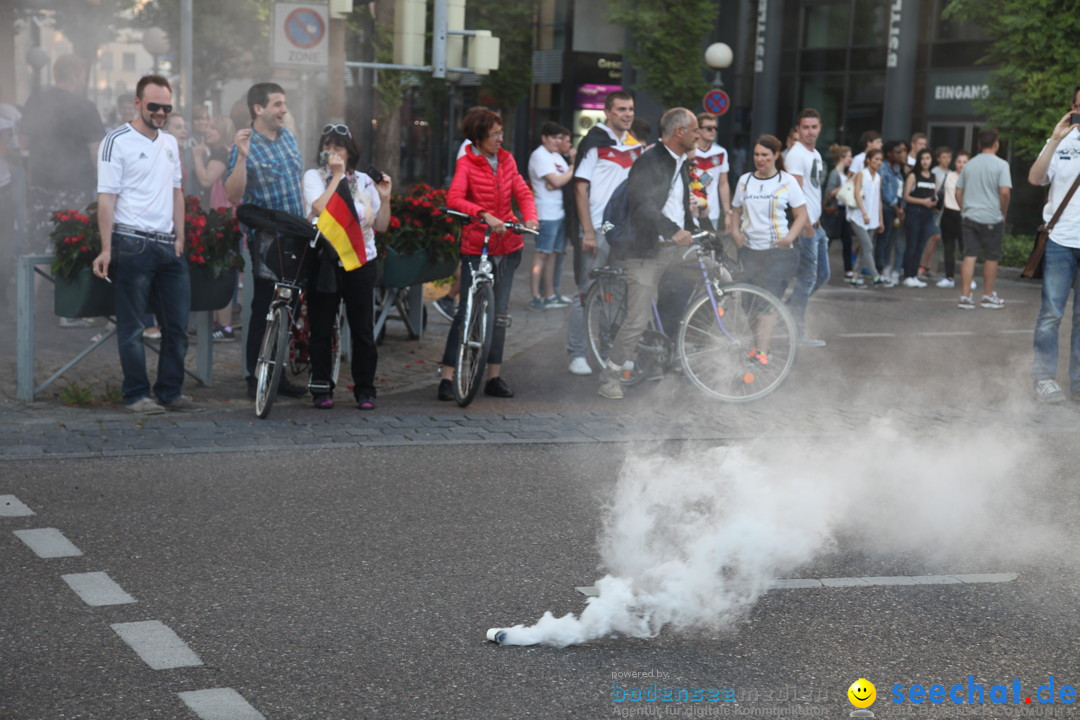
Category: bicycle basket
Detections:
[{"x1": 237, "y1": 204, "x2": 320, "y2": 285}]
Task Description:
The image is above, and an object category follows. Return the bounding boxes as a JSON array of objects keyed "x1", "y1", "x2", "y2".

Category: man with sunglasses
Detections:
[
  {"x1": 224, "y1": 82, "x2": 307, "y2": 400},
  {"x1": 693, "y1": 112, "x2": 732, "y2": 237},
  {"x1": 93, "y1": 75, "x2": 196, "y2": 414}
]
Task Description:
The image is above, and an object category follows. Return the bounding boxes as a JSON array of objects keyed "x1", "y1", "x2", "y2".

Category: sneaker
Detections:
[
  {"x1": 484, "y1": 376, "x2": 514, "y2": 398},
  {"x1": 550, "y1": 293, "x2": 573, "y2": 304},
  {"x1": 356, "y1": 394, "x2": 376, "y2": 410},
  {"x1": 212, "y1": 324, "x2": 236, "y2": 342},
  {"x1": 872, "y1": 275, "x2": 896, "y2": 288},
  {"x1": 848, "y1": 277, "x2": 865, "y2": 288},
  {"x1": 936, "y1": 277, "x2": 955, "y2": 289},
  {"x1": 902, "y1": 277, "x2": 927, "y2": 288},
  {"x1": 890, "y1": 270, "x2": 901, "y2": 285},
  {"x1": 544, "y1": 294, "x2": 571, "y2": 309},
  {"x1": 957, "y1": 295, "x2": 976, "y2": 310},
  {"x1": 598, "y1": 369, "x2": 624, "y2": 399},
  {"x1": 313, "y1": 394, "x2": 334, "y2": 409},
  {"x1": 163, "y1": 394, "x2": 202, "y2": 412},
  {"x1": 980, "y1": 292, "x2": 1005, "y2": 310},
  {"x1": 568, "y1": 356, "x2": 593, "y2": 376},
  {"x1": 143, "y1": 327, "x2": 162, "y2": 340},
  {"x1": 437, "y1": 378, "x2": 454, "y2": 401},
  {"x1": 970, "y1": 279, "x2": 977, "y2": 291},
  {"x1": 126, "y1": 396, "x2": 165, "y2": 414},
  {"x1": 432, "y1": 296, "x2": 456, "y2": 322},
  {"x1": 59, "y1": 317, "x2": 95, "y2": 328},
  {"x1": 799, "y1": 336, "x2": 826, "y2": 348},
  {"x1": 529, "y1": 297, "x2": 547, "y2": 311},
  {"x1": 278, "y1": 379, "x2": 308, "y2": 398},
  {"x1": 1034, "y1": 379, "x2": 1065, "y2": 404},
  {"x1": 844, "y1": 271, "x2": 854, "y2": 279}
]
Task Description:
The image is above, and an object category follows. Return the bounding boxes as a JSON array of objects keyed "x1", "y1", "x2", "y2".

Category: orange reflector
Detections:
[
  {"x1": 605, "y1": 293, "x2": 612, "y2": 302},
  {"x1": 743, "y1": 372, "x2": 756, "y2": 384},
  {"x1": 716, "y1": 307, "x2": 725, "y2": 318}
]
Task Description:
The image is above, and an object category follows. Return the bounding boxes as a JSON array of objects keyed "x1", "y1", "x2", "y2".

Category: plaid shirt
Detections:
[{"x1": 226, "y1": 125, "x2": 304, "y2": 217}]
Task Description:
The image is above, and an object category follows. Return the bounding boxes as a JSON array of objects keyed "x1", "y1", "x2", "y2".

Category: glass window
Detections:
[
  {"x1": 800, "y1": 73, "x2": 846, "y2": 146},
  {"x1": 852, "y1": 1, "x2": 886, "y2": 47},
  {"x1": 803, "y1": 2, "x2": 850, "y2": 48}
]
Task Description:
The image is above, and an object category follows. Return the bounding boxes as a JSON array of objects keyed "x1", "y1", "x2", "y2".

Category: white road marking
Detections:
[
  {"x1": 13, "y1": 528, "x2": 83, "y2": 558},
  {"x1": 836, "y1": 333, "x2": 897, "y2": 338},
  {"x1": 177, "y1": 689, "x2": 266, "y2": 720},
  {"x1": 62, "y1": 572, "x2": 136, "y2": 606},
  {"x1": 0, "y1": 495, "x2": 34, "y2": 517},
  {"x1": 575, "y1": 573, "x2": 1017, "y2": 596},
  {"x1": 918, "y1": 331, "x2": 977, "y2": 337},
  {"x1": 998, "y1": 329, "x2": 1034, "y2": 335},
  {"x1": 110, "y1": 621, "x2": 203, "y2": 670}
]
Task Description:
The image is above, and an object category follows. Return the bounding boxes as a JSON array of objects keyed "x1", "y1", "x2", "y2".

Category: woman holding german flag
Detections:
[{"x1": 302, "y1": 123, "x2": 391, "y2": 410}]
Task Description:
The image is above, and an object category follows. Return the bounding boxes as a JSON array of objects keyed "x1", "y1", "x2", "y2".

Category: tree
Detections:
[
  {"x1": 15, "y1": 0, "x2": 135, "y2": 67},
  {"x1": 473, "y1": 0, "x2": 537, "y2": 115},
  {"x1": 944, "y1": 0, "x2": 1080, "y2": 158},
  {"x1": 606, "y1": 0, "x2": 713, "y2": 110}
]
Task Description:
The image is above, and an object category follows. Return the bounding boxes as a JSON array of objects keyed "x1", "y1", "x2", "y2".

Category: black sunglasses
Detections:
[
  {"x1": 322, "y1": 123, "x2": 352, "y2": 138},
  {"x1": 146, "y1": 102, "x2": 173, "y2": 114}
]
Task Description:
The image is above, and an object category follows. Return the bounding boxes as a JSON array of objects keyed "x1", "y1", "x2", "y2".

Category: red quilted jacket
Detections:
[{"x1": 447, "y1": 146, "x2": 538, "y2": 255}]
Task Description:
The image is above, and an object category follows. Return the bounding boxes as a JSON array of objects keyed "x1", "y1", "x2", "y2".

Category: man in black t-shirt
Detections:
[{"x1": 19, "y1": 54, "x2": 105, "y2": 249}]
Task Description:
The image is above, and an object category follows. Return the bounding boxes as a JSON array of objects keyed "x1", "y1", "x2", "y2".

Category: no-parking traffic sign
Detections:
[
  {"x1": 702, "y1": 88, "x2": 730, "y2": 116},
  {"x1": 273, "y1": 3, "x2": 328, "y2": 67}
]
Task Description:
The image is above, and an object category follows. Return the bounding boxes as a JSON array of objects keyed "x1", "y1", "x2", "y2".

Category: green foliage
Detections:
[
  {"x1": 607, "y1": 0, "x2": 713, "y2": 109},
  {"x1": 99, "y1": 384, "x2": 123, "y2": 405},
  {"x1": 473, "y1": 0, "x2": 538, "y2": 113},
  {"x1": 58, "y1": 383, "x2": 94, "y2": 408},
  {"x1": 944, "y1": 0, "x2": 1080, "y2": 158},
  {"x1": 1000, "y1": 233, "x2": 1035, "y2": 268}
]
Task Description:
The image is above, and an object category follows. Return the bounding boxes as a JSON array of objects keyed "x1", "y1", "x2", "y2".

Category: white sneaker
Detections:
[
  {"x1": 936, "y1": 277, "x2": 955, "y2": 288},
  {"x1": 1034, "y1": 379, "x2": 1065, "y2": 404},
  {"x1": 980, "y1": 292, "x2": 1005, "y2": 309},
  {"x1": 902, "y1": 277, "x2": 927, "y2": 288},
  {"x1": 568, "y1": 356, "x2": 593, "y2": 376},
  {"x1": 891, "y1": 270, "x2": 901, "y2": 285}
]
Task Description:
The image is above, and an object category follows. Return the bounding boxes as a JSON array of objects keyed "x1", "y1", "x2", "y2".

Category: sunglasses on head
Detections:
[
  {"x1": 322, "y1": 123, "x2": 352, "y2": 138},
  {"x1": 146, "y1": 102, "x2": 172, "y2": 114}
]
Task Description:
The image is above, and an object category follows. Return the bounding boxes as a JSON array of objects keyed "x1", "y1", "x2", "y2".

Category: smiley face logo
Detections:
[{"x1": 848, "y1": 678, "x2": 876, "y2": 708}]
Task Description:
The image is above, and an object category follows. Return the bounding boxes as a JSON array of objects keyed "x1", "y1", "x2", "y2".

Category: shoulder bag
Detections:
[{"x1": 1021, "y1": 171, "x2": 1080, "y2": 279}]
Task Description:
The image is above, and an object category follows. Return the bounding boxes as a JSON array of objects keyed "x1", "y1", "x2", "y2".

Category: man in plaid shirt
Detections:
[{"x1": 225, "y1": 82, "x2": 307, "y2": 399}]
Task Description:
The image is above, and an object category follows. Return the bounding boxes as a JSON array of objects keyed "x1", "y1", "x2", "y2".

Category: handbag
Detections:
[
  {"x1": 1021, "y1": 172, "x2": 1080, "y2": 279},
  {"x1": 837, "y1": 177, "x2": 858, "y2": 209}
]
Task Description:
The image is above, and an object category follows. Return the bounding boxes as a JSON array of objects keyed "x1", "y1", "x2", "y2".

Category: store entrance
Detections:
[{"x1": 928, "y1": 122, "x2": 977, "y2": 156}]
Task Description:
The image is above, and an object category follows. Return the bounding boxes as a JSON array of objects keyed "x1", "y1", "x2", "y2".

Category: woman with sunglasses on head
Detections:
[
  {"x1": 302, "y1": 123, "x2": 391, "y2": 410},
  {"x1": 437, "y1": 109, "x2": 539, "y2": 401}
]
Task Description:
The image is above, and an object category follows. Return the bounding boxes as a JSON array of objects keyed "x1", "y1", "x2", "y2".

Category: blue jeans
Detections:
[
  {"x1": 902, "y1": 206, "x2": 934, "y2": 278},
  {"x1": 535, "y1": 219, "x2": 566, "y2": 254},
  {"x1": 442, "y1": 249, "x2": 522, "y2": 367},
  {"x1": 876, "y1": 206, "x2": 903, "y2": 273},
  {"x1": 113, "y1": 232, "x2": 191, "y2": 404},
  {"x1": 787, "y1": 225, "x2": 830, "y2": 330},
  {"x1": 1032, "y1": 240, "x2": 1080, "y2": 392}
]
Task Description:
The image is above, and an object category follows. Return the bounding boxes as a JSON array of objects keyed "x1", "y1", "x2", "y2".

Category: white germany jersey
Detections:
[
  {"x1": 732, "y1": 170, "x2": 806, "y2": 250},
  {"x1": 98, "y1": 124, "x2": 182, "y2": 233}
]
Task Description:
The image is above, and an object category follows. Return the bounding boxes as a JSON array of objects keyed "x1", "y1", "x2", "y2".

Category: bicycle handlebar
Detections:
[{"x1": 439, "y1": 207, "x2": 539, "y2": 236}]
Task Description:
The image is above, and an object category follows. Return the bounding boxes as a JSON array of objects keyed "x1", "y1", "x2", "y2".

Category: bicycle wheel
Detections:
[
  {"x1": 677, "y1": 283, "x2": 798, "y2": 402},
  {"x1": 584, "y1": 275, "x2": 626, "y2": 370},
  {"x1": 454, "y1": 282, "x2": 495, "y2": 407},
  {"x1": 254, "y1": 305, "x2": 291, "y2": 418},
  {"x1": 288, "y1": 296, "x2": 309, "y2": 375}
]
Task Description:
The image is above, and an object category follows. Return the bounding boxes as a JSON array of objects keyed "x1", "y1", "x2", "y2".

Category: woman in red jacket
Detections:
[{"x1": 438, "y1": 109, "x2": 539, "y2": 401}]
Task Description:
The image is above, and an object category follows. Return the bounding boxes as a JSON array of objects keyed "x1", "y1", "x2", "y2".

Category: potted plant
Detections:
[
  {"x1": 49, "y1": 197, "x2": 245, "y2": 317},
  {"x1": 380, "y1": 184, "x2": 459, "y2": 288}
]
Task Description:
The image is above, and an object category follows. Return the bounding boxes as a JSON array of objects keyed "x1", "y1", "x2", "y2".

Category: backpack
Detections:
[{"x1": 601, "y1": 178, "x2": 633, "y2": 257}]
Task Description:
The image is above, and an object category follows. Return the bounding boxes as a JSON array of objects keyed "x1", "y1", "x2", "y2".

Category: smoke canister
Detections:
[{"x1": 486, "y1": 628, "x2": 508, "y2": 644}]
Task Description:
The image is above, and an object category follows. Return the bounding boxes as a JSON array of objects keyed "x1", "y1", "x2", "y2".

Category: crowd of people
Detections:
[{"x1": 3, "y1": 59, "x2": 1079, "y2": 410}]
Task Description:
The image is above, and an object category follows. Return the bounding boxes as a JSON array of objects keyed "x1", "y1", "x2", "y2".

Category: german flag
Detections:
[{"x1": 316, "y1": 180, "x2": 367, "y2": 271}]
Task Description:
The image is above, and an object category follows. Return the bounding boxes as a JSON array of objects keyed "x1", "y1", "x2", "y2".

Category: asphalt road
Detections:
[{"x1": 4, "y1": 436, "x2": 1080, "y2": 720}]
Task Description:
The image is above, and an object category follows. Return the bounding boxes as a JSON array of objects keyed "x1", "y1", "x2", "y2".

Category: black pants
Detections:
[
  {"x1": 308, "y1": 261, "x2": 378, "y2": 399},
  {"x1": 246, "y1": 276, "x2": 274, "y2": 378},
  {"x1": 940, "y1": 208, "x2": 961, "y2": 279}
]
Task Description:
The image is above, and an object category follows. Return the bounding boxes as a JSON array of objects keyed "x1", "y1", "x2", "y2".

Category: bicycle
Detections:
[
  {"x1": 287, "y1": 294, "x2": 345, "y2": 387},
  {"x1": 584, "y1": 230, "x2": 799, "y2": 402},
  {"x1": 440, "y1": 208, "x2": 538, "y2": 407}
]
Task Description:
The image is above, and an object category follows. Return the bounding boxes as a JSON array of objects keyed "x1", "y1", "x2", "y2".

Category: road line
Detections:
[
  {"x1": 998, "y1": 329, "x2": 1034, "y2": 335},
  {"x1": 0, "y1": 495, "x2": 35, "y2": 517},
  {"x1": 62, "y1": 572, "x2": 136, "y2": 606},
  {"x1": 110, "y1": 621, "x2": 203, "y2": 670},
  {"x1": 576, "y1": 573, "x2": 1018, "y2": 596},
  {"x1": 917, "y1": 331, "x2": 977, "y2": 337},
  {"x1": 177, "y1": 689, "x2": 265, "y2": 720},
  {"x1": 836, "y1": 333, "x2": 896, "y2": 338},
  {"x1": 13, "y1": 528, "x2": 83, "y2": 558}
]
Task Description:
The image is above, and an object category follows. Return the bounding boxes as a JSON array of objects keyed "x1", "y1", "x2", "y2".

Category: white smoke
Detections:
[{"x1": 492, "y1": 421, "x2": 1059, "y2": 647}]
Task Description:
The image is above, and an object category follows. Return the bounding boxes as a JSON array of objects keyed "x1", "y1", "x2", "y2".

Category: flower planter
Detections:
[
  {"x1": 379, "y1": 247, "x2": 457, "y2": 289},
  {"x1": 188, "y1": 263, "x2": 237, "y2": 311},
  {"x1": 54, "y1": 267, "x2": 115, "y2": 318}
]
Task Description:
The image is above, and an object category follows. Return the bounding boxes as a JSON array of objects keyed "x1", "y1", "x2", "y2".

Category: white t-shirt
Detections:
[
  {"x1": 573, "y1": 124, "x2": 644, "y2": 231},
  {"x1": 691, "y1": 143, "x2": 730, "y2": 223},
  {"x1": 97, "y1": 123, "x2": 182, "y2": 233},
  {"x1": 302, "y1": 168, "x2": 381, "y2": 262},
  {"x1": 732, "y1": 170, "x2": 807, "y2": 250},
  {"x1": 528, "y1": 145, "x2": 569, "y2": 221},
  {"x1": 851, "y1": 168, "x2": 882, "y2": 230},
  {"x1": 850, "y1": 151, "x2": 866, "y2": 177},
  {"x1": 1042, "y1": 127, "x2": 1080, "y2": 249},
  {"x1": 785, "y1": 141, "x2": 825, "y2": 224}
]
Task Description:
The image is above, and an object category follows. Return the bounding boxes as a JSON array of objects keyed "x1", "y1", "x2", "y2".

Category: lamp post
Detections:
[
  {"x1": 704, "y1": 42, "x2": 733, "y2": 89},
  {"x1": 142, "y1": 27, "x2": 169, "y2": 75}
]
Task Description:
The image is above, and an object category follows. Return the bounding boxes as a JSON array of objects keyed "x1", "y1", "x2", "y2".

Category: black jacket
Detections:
[{"x1": 625, "y1": 142, "x2": 694, "y2": 259}]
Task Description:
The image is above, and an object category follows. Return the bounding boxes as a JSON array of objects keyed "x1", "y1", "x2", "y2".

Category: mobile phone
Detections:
[
  {"x1": 365, "y1": 163, "x2": 384, "y2": 184},
  {"x1": 1071, "y1": 113, "x2": 1080, "y2": 126},
  {"x1": 319, "y1": 150, "x2": 332, "y2": 166}
]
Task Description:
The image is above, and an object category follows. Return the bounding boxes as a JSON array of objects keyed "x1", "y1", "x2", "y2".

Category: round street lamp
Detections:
[
  {"x1": 142, "y1": 27, "x2": 170, "y2": 74},
  {"x1": 704, "y1": 42, "x2": 733, "y2": 89}
]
